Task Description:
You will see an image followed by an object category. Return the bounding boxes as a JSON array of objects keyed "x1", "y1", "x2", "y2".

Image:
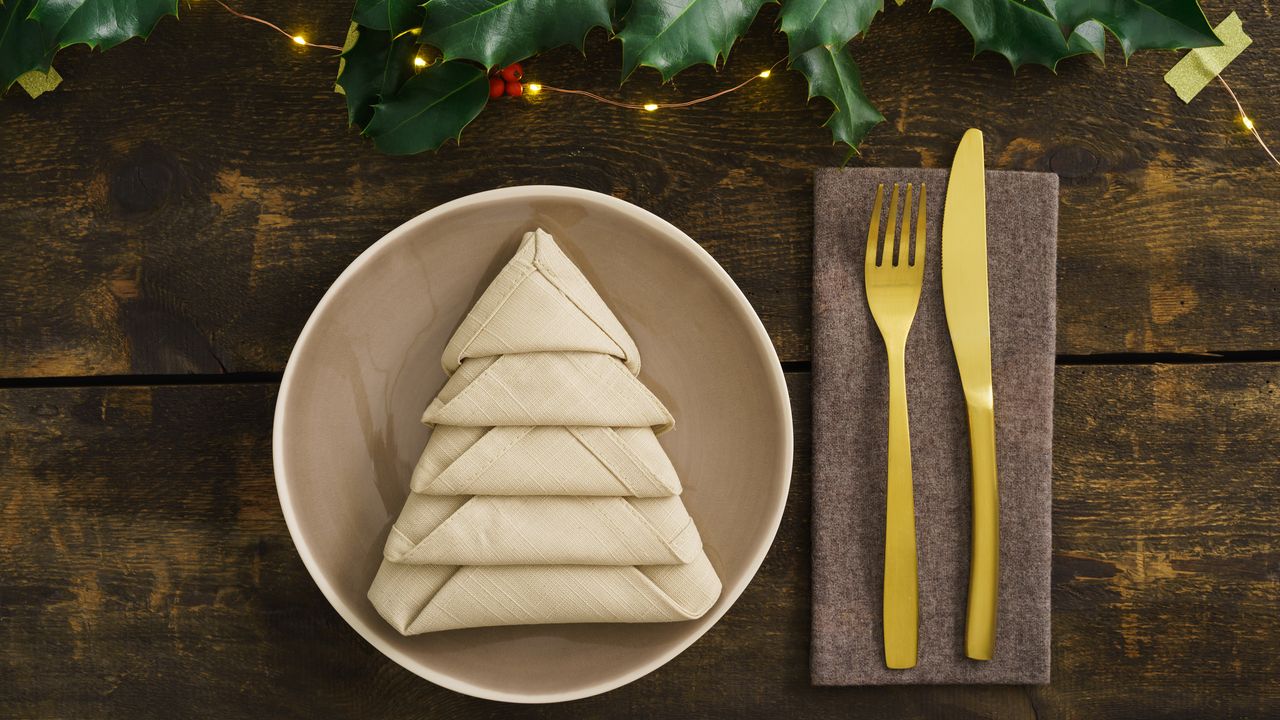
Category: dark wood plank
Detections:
[
  {"x1": 1, "y1": 366, "x2": 1276, "y2": 718},
  {"x1": 0, "y1": 1, "x2": 1277, "y2": 377},
  {"x1": 1045, "y1": 362, "x2": 1280, "y2": 718}
]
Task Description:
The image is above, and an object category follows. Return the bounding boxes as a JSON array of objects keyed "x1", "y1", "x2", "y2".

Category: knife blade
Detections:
[{"x1": 941, "y1": 128, "x2": 1000, "y2": 661}]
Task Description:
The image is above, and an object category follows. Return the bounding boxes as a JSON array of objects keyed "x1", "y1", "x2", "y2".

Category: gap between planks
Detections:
[{"x1": 0, "y1": 350, "x2": 1277, "y2": 390}]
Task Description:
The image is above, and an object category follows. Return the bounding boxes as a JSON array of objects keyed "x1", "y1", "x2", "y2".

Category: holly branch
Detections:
[{"x1": 0, "y1": 0, "x2": 1222, "y2": 155}]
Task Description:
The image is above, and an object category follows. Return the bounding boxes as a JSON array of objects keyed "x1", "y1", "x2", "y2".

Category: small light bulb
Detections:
[
  {"x1": 526, "y1": 83, "x2": 542, "y2": 94},
  {"x1": 291, "y1": 34, "x2": 306, "y2": 45},
  {"x1": 643, "y1": 103, "x2": 658, "y2": 112},
  {"x1": 759, "y1": 69, "x2": 771, "y2": 78},
  {"x1": 413, "y1": 56, "x2": 427, "y2": 68},
  {"x1": 1243, "y1": 115, "x2": 1255, "y2": 130}
]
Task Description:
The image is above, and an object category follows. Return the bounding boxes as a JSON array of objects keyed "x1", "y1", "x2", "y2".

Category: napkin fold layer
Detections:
[
  {"x1": 423, "y1": 352, "x2": 674, "y2": 432},
  {"x1": 441, "y1": 228, "x2": 642, "y2": 375},
  {"x1": 371, "y1": 553, "x2": 722, "y2": 635},
  {"x1": 385, "y1": 494, "x2": 702, "y2": 565},
  {"x1": 811, "y1": 168, "x2": 1056, "y2": 685},
  {"x1": 411, "y1": 425, "x2": 682, "y2": 497}
]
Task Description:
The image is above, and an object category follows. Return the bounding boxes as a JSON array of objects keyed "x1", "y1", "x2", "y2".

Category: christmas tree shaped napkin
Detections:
[{"x1": 368, "y1": 229, "x2": 722, "y2": 635}]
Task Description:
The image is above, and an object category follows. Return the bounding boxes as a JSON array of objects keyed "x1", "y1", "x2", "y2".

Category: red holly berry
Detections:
[
  {"x1": 505, "y1": 79, "x2": 523, "y2": 97},
  {"x1": 488, "y1": 76, "x2": 505, "y2": 99},
  {"x1": 500, "y1": 63, "x2": 523, "y2": 82}
]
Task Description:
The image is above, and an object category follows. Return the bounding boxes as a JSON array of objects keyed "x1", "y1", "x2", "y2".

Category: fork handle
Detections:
[
  {"x1": 883, "y1": 343, "x2": 918, "y2": 669},
  {"x1": 964, "y1": 401, "x2": 999, "y2": 660}
]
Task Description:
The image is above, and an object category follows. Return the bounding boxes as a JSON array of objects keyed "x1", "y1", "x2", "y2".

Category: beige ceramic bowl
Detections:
[{"x1": 273, "y1": 186, "x2": 792, "y2": 703}]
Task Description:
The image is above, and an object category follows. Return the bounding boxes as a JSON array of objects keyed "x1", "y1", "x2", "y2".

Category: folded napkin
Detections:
[
  {"x1": 423, "y1": 352, "x2": 674, "y2": 431},
  {"x1": 411, "y1": 425, "x2": 682, "y2": 497},
  {"x1": 370, "y1": 554, "x2": 722, "y2": 634},
  {"x1": 368, "y1": 229, "x2": 721, "y2": 635},
  {"x1": 811, "y1": 168, "x2": 1057, "y2": 685},
  {"x1": 384, "y1": 494, "x2": 703, "y2": 565},
  {"x1": 441, "y1": 226, "x2": 641, "y2": 375}
]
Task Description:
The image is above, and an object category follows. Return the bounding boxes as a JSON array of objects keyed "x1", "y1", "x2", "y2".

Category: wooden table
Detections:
[{"x1": 2, "y1": 1, "x2": 1276, "y2": 717}]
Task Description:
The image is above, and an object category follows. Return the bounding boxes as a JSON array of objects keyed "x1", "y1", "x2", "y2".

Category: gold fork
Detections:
[{"x1": 864, "y1": 182, "x2": 927, "y2": 669}]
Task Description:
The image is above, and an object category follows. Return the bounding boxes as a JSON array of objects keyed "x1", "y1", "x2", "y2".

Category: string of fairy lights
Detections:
[
  {"x1": 1217, "y1": 75, "x2": 1278, "y2": 165},
  {"x1": 209, "y1": 0, "x2": 777, "y2": 112},
  {"x1": 213, "y1": 0, "x2": 343, "y2": 51},
  {"x1": 532, "y1": 62, "x2": 780, "y2": 110},
  {"x1": 211, "y1": 0, "x2": 1276, "y2": 165}
]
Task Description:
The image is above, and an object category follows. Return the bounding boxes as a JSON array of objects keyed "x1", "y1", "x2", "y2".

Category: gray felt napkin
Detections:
[{"x1": 811, "y1": 167, "x2": 1057, "y2": 685}]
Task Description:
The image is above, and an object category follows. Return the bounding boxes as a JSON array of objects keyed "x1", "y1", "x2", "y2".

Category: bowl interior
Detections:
[{"x1": 274, "y1": 187, "x2": 791, "y2": 702}]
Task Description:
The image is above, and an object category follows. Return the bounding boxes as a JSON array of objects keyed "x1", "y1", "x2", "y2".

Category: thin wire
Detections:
[
  {"x1": 194, "y1": 2, "x2": 1280, "y2": 166},
  {"x1": 203, "y1": 3, "x2": 782, "y2": 109},
  {"x1": 537, "y1": 59, "x2": 785, "y2": 110},
  {"x1": 212, "y1": 0, "x2": 344, "y2": 52},
  {"x1": 1217, "y1": 74, "x2": 1279, "y2": 167}
]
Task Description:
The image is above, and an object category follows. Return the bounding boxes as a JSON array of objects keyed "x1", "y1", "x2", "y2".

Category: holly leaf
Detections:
[
  {"x1": 30, "y1": 0, "x2": 177, "y2": 50},
  {"x1": 1048, "y1": 0, "x2": 1218, "y2": 57},
  {"x1": 930, "y1": 0, "x2": 1081, "y2": 70},
  {"x1": 1, "y1": 0, "x2": 53, "y2": 90},
  {"x1": 420, "y1": 0, "x2": 613, "y2": 70},
  {"x1": 336, "y1": 23, "x2": 418, "y2": 129},
  {"x1": 353, "y1": 0, "x2": 419, "y2": 33},
  {"x1": 1066, "y1": 19, "x2": 1106, "y2": 60},
  {"x1": 932, "y1": 0, "x2": 1219, "y2": 70},
  {"x1": 363, "y1": 60, "x2": 489, "y2": 155},
  {"x1": 617, "y1": 0, "x2": 773, "y2": 81},
  {"x1": 3, "y1": 0, "x2": 176, "y2": 91},
  {"x1": 612, "y1": 0, "x2": 631, "y2": 24},
  {"x1": 792, "y1": 43, "x2": 882, "y2": 152},
  {"x1": 778, "y1": 0, "x2": 882, "y2": 58}
]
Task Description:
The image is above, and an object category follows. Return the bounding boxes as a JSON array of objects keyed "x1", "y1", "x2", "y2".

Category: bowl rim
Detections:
[{"x1": 272, "y1": 185, "x2": 793, "y2": 703}]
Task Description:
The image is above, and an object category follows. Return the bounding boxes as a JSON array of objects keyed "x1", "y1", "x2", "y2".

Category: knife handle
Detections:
[
  {"x1": 883, "y1": 344, "x2": 918, "y2": 669},
  {"x1": 965, "y1": 400, "x2": 999, "y2": 660}
]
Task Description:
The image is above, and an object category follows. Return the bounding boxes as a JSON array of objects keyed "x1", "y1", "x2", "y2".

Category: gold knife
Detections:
[{"x1": 941, "y1": 128, "x2": 999, "y2": 661}]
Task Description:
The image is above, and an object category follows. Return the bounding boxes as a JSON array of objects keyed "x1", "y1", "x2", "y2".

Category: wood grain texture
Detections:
[
  {"x1": 0, "y1": 1, "x2": 1277, "y2": 376},
  {"x1": 1, "y1": 368, "x2": 1276, "y2": 718}
]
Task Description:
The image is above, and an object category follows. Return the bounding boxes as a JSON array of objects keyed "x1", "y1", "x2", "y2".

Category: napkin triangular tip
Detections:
[{"x1": 440, "y1": 228, "x2": 642, "y2": 375}]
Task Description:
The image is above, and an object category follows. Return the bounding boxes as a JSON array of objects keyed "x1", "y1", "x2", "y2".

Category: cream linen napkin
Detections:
[
  {"x1": 422, "y1": 352, "x2": 674, "y2": 432},
  {"x1": 368, "y1": 228, "x2": 721, "y2": 635},
  {"x1": 370, "y1": 554, "x2": 722, "y2": 635},
  {"x1": 384, "y1": 494, "x2": 703, "y2": 565},
  {"x1": 411, "y1": 425, "x2": 682, "y2": 497},
  {"x1": 441, "y1": 227, "x2": 641, "y2": 375}
]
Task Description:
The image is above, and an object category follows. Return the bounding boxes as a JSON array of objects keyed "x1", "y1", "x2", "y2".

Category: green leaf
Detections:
[
  {"x1": 1048, "y1": 0, "x2": 1218, "y2": 57},
  {"x1": 3, "y1": 0, "x2": 177, "y2": 91},
  {"x1": 363, "y1": 60, "x2": 489, "y2": 155},
  {"x1": 932, "y1": 0, "x2": 1220, "y2": 70},
  {"x1": 779, "y1": 0, "x2": 882, "y2": 58},
  {"x1": 930, "y1": 0, "x2": 1079, "y2": 70},
  {"x1": 31, "y1": 0, "x2": 177, "y2": 50},
  {"x1": 420, "y1": 0, "x2": 612, "y2": 70},
  {"x1": 336, "y1": 23, "x2": 418, "y2": 129},
  {"x1": 792, "y1": 43, "x2": 882, "y2": 151},
  {"x1": 612, "y1": 0, "x2": 632, "y2": 24},
  {"x1": 353, "y1": 0, "x2": 420, "y2": 33},
  {"x1": 1066, "y1": 19, "x2": 1106, "y2": 60},
  {"x1": 335, "y1": 19, "x2": 359, "y2": 95},
  {"x1": 1, "y1": 0, "x2": 53, "y2": 90},
  {"x1": 617, "y1": 0, "x2": 773, "y2": 81}
]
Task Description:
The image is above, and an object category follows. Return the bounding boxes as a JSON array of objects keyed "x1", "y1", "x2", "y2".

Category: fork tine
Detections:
[
  {"x1": 866, "y1": 184, "x2": 885, "y2": 269},
  {"x1": 898, "y1": 184, "x2": 913, "y2": 267},
  {"x1": 913, "y1": 183, "x2": 926, "y2": 267},
  {"x1": 884, "y1": 183, "x2": 900, "y2": 266}
]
